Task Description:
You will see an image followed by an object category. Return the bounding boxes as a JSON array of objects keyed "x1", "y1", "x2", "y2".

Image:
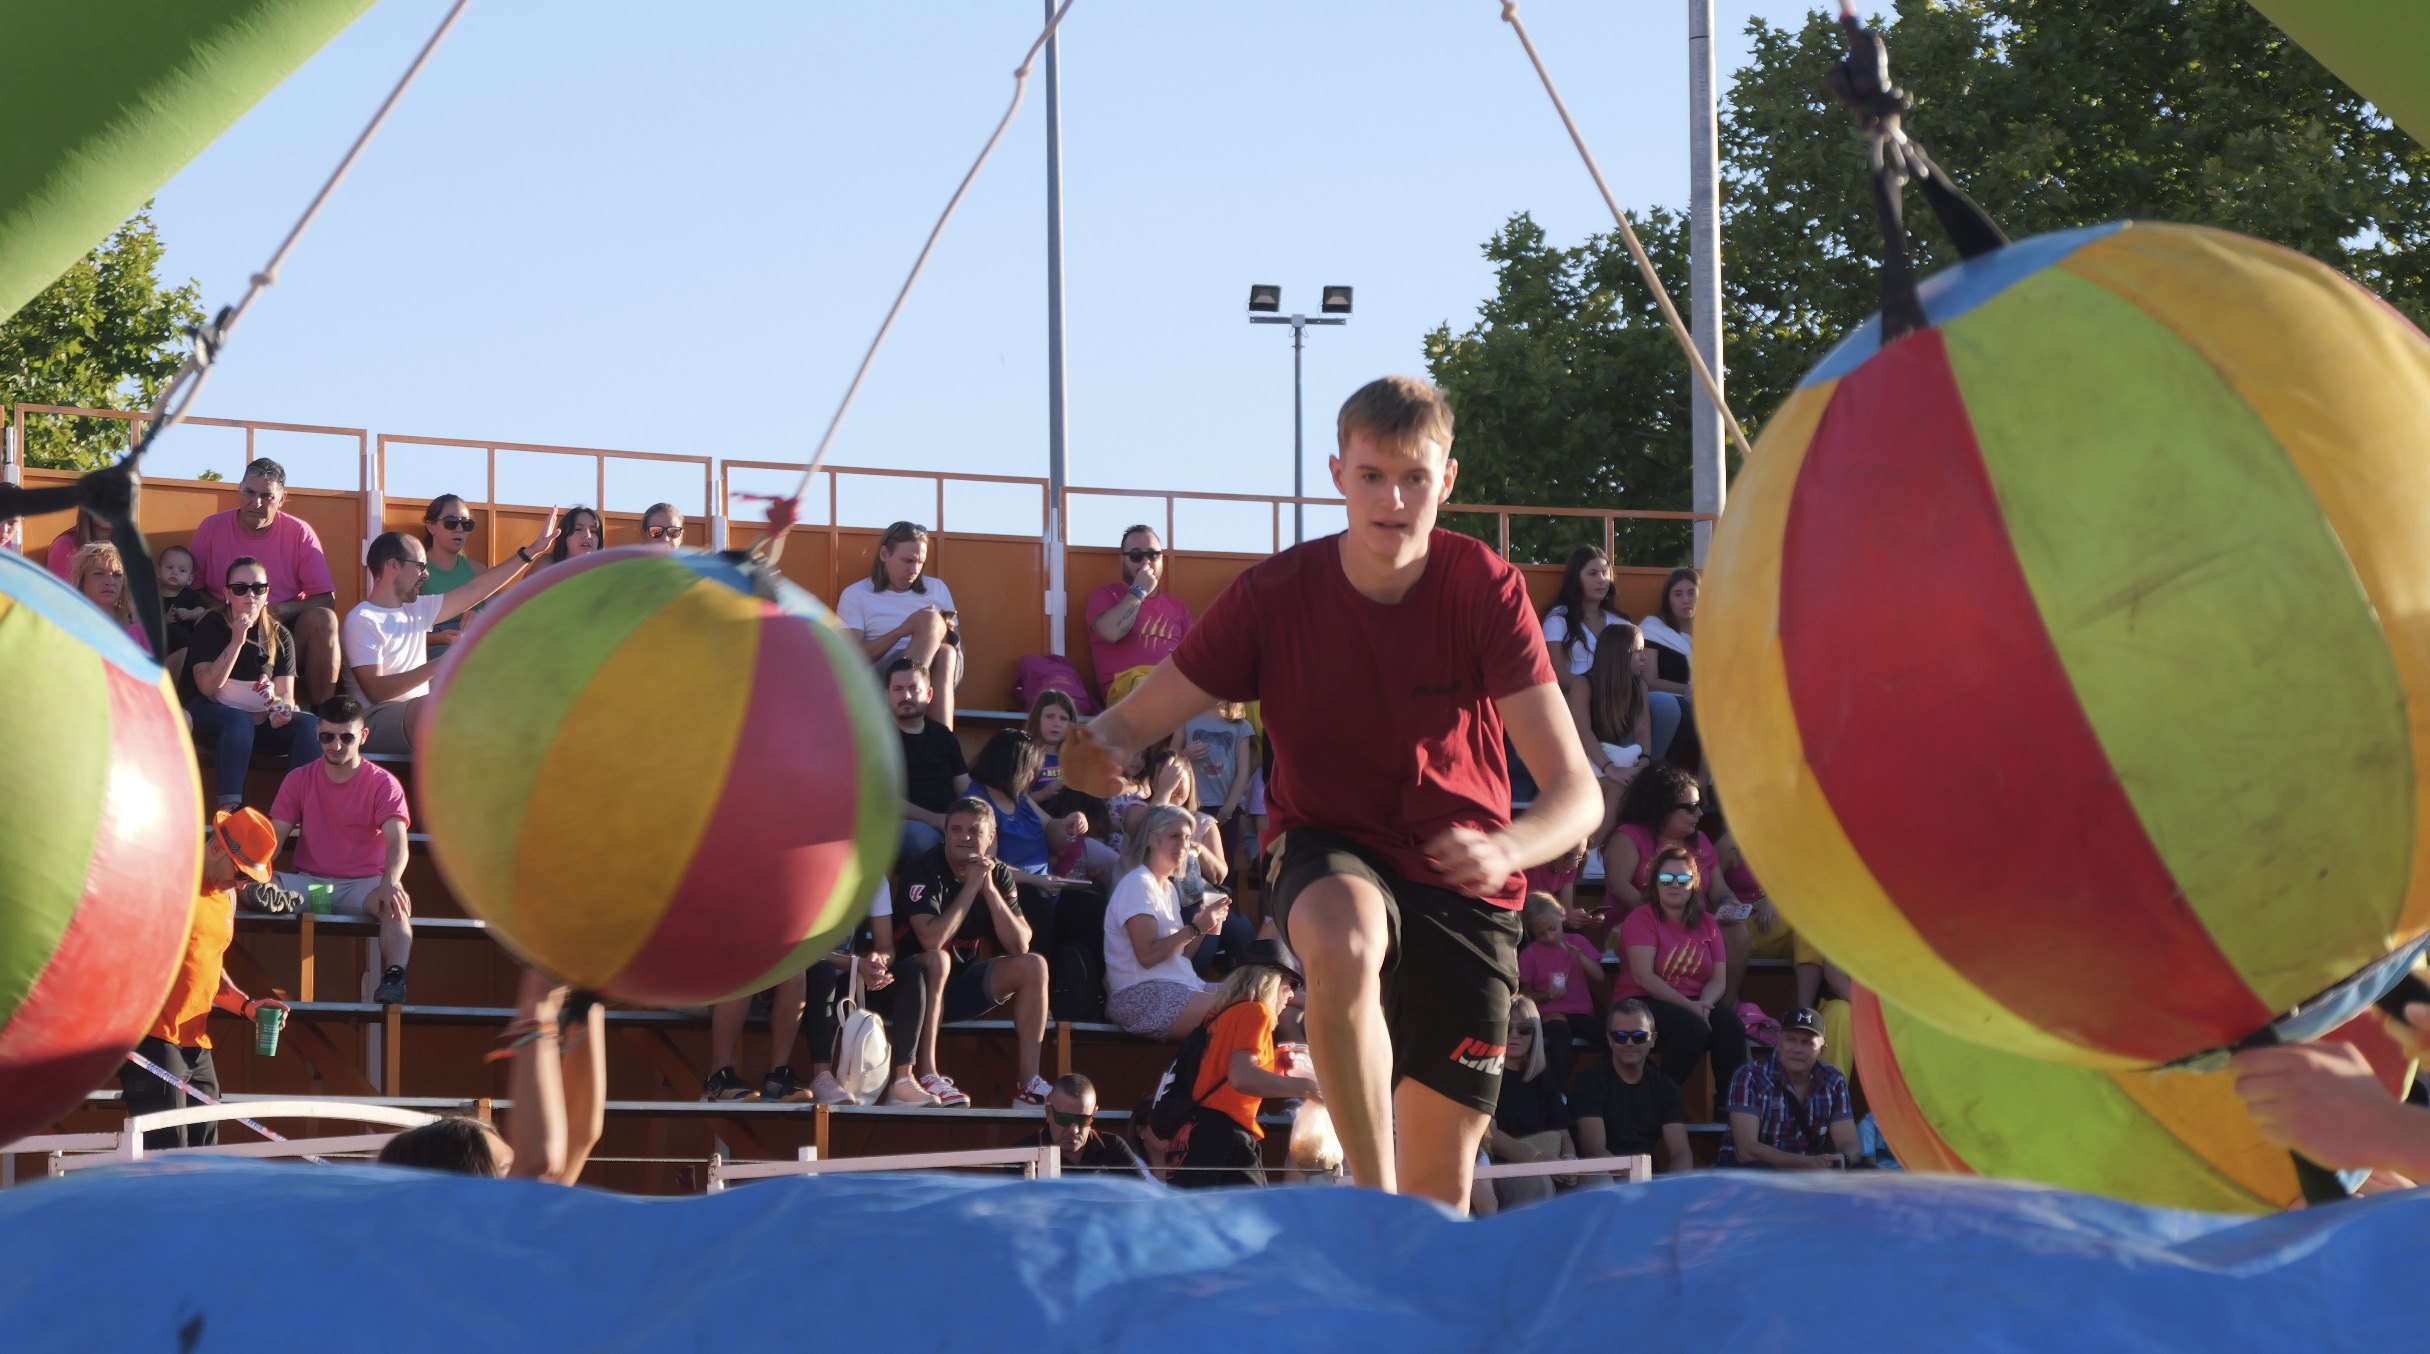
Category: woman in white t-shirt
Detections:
[
  {"x1": 836, "y1": 520, "x2": 960, "y2": 725},
  {"x1": 1541, "y1": 545, "x2": 1623, "y2": 690},
  {"x1": 1102, "y1": 805, "x2": 1228, "y2": 1040}
]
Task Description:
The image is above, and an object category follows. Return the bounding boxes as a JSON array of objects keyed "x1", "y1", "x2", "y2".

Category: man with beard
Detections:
[
  {"x1": 188, "y1": 458, "x2": 344, "y2": 704},
  {"x1": 342, "y1": 516, "x2": 560, "y2": 753},
  {"x1": 1086, "y1": 524, "x2": 1192, "y2": 706},
  {"x1": 891, "y1": 658, "x2": 971, "y2": 865}
]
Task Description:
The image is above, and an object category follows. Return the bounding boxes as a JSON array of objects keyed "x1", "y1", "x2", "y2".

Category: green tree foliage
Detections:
[
  {"x1": 0, "y1": 210, "x2": 203, "y2": 470},
  {"x1": 1430, "y1": 0, "x2": 2430, "y2": 564}
]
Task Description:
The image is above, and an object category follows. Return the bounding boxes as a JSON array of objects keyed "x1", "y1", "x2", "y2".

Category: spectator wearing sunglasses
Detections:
[
  {"x1": 342, "y1": 517, "x2": 560, "y2": 754},
  {"x1": 640, "y1": 502, "x2": 687, "y2": 548},
  {"x1": 1611, "y1": 845, "x2": 1748, "y2": 1096},
  {"x1": 183, "y1": 556, "x2": 320, "y2": 811},
  {"x1": 188, "y1": 458, "x2": 343, "y2": 706},
  {"x1": 419, "y1": 495, "x2": 486, "y2": 650},
  {"x1": 837, "y1": 521, "x2": 961, "y2": 727},
  {"x1": 1086, "y1": 525, "x2": 1192, "y2": 705},
  {"x1": 1022, "y1": 1074, "x2": 1146, "y2": 1173},
  {"x1": 1569, "y1": 998, "x2": 1691, "y2": 1174},
  {"x1": 271, "y1": 696, "x2": 416, "y2": 1005}
]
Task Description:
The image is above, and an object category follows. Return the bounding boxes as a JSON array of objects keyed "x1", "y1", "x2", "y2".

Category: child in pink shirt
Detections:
[{"x1": 1517, "y1": 892, "x2": 1607, "y2": 1086}]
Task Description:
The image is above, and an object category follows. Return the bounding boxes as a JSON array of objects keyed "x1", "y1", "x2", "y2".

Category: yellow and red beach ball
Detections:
[
  {"x1": 1705, "y1": 221, "x2": 2430, "y2": 1069},
  {"x1": 421, "y1": 548, "x2": 900, "y2": 1007},
  {"x1": 1850, "y1": 984, "x2": 2414, "y2": 1212},
  {"x1": 0, "y1": 549, "x2": 201, "y2": 1142}
]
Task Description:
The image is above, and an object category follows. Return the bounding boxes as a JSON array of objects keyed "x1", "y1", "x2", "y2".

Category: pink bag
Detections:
[
  {"x1": 1014, "y1": 653, "x2": 1097, "y2": 715},
  {"x1": 1739, "y1": 1003, "x2": 1781, "y2": 1048}
]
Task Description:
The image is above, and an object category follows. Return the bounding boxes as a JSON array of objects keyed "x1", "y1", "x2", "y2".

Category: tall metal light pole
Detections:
[
  {"x1": 1042, "y1": 0, "x2": 1070, "y2": 655},
  {"x1": 1686, "y1": 0, "x2": 1726, "y2": 564},
  {"x1": 1247, "y1": 284, "x2": 1351, "y2": 543}
]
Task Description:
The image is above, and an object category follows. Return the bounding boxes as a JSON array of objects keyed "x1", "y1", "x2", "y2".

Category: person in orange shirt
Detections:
[
  {"x1": 117, "y1": 808, "x2": 290, "y2": 1149},
  {"x1": 1174, "y1": 942, "x2": 1319, "y2": 1189}
]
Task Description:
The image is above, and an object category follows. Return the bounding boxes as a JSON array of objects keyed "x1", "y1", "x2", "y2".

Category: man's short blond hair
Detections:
[{"x1": 1336, "y1": 375, "x2": 1454, "y2": 460}]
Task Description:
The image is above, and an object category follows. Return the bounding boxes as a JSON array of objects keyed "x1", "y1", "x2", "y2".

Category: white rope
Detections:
[
  {"x1": 132, "y1": 0, "x2": 478, "y2": 454},
  {"x1": 1497, "y1": 1, "x2": 1756, "y2": 467},
  {"x1": 789, "y1": 0, "x2": 1080, "y2": 503}
]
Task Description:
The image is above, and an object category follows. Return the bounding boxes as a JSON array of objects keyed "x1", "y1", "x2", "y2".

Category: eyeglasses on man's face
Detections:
[{"x1": 1124, "y1": 549, "x2": 1164, "y2": 564}]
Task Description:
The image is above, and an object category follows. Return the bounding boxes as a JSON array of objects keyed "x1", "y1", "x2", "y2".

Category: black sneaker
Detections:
[
  {"x1": 240, "y1": 882, "x2": 302, "y2": 915},
  {"x1": 700, "y1": 1066, "x2": 757, "y2": 1102},
  {"x1": 761, "y1": 1067, "x2": 805, "y2": 1102},
  {"x1": 372, "y1": 965, "x2": 407, "y2": 1005}
]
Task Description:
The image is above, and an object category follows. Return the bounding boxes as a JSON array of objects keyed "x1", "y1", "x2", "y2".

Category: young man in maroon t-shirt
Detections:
[{"x1": 1064, "y1": 376, "x2": 1598, "y2": 1210}]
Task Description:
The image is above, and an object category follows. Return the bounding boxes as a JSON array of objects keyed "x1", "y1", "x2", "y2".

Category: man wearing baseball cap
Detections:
[
  {"x1": 1717, "y1": 1007, "x2": 1861, "y2": 1169},
  {"x1": 117, "y1": 809, "x2": 293, "y2": 1149}
]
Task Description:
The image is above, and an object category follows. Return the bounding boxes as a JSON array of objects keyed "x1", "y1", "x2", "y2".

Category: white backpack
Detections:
[{"x1": 832, "y1": 966, "x2": 892, "y2": 1105}]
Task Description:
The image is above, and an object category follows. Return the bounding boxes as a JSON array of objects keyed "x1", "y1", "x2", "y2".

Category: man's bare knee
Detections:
[{"x1": 1289, "y1": 877, "x2": 1389, "y2": 979}]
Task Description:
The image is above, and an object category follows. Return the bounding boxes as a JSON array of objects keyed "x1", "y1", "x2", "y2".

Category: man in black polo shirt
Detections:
[
  {"x1": 1020, "y1": 1074, "x2": 1147, "y2": 1175},
  {"x1": 892, "y1": 658, "x2": 969, "y2": 866},
  {"x1": 1570, "y1": 998, "x2": 1692, "y2": 1174},
  {"x1": 898, "y1": 799, "x2": 1054, "y2": 1109}
]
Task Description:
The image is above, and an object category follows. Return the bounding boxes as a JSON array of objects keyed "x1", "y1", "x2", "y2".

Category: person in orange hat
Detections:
[{"x1": 117, "y1": 808, "x2": 291, "y2": 1149}]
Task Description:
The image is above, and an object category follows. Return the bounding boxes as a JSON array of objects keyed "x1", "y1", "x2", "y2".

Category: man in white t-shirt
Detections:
[
  {"x1": 344, "y1": 515, "x2": 560, "y2": 754},
  {"x1": 835, "y1": 521, "x2": 961, "y2": 727}
]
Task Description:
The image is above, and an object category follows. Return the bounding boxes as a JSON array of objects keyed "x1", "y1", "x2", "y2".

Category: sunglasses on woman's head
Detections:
[
  {"x1": 1610, "y1": 1029, "x2": 1652, "y2": 1044},
  {"x1": 227, "y1": 582, "x2": 271, "y2": 596},
  {"x1": 1654, "y1": 871, "x2": 1696, "y2": 887},
  {"x1": 436, "y1": 515, "x2": 476, "y2": 531}
]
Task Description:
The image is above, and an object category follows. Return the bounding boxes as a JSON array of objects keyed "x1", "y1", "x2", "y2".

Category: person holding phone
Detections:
[
  {"x1": 837, "y1": 520, "x2": 961, "y2": 727},
  {"x1": 1717, "y1": 1008, "x2": 1858, "y2": 1169}
]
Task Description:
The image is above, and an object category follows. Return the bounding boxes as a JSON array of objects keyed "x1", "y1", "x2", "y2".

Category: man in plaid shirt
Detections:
[{"x1": 1718, "y1": 1008, "x2": 1862, "y2": 1168}]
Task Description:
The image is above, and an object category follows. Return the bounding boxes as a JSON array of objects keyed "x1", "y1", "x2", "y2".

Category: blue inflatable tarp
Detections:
[{"x1": 0, "y1": 1161, "x2": 2424, "y2": 1351}]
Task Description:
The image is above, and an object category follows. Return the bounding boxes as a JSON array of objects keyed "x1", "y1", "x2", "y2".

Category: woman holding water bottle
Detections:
[{"x1": 182, "y1": 556, "x2": 320, "y2": 812}]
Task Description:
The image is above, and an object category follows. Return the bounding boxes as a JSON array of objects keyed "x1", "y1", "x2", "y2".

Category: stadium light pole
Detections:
[{"x1": 1247, "y1": 284, "x2": 1351, "y2": 544}]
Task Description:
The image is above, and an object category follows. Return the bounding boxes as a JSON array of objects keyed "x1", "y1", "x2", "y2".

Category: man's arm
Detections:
[
  {"x1": 369, "y1": 817, "x2": 412, "y2": 915},
  {"x1": 1573, "y1": 1115, "x2": 1608, "y2": 1159},
  {"x1": 907, "y1": 871, "x2": 982, "y2": 952},
  {"x1": 353, "y1": 662, "x2": 435, "y2": 705},
  {"x1": 981, "y1": 874, "x2": 1032, "y2": 956},
  {"x1": 903, "y1": 801, "x2": 946, "y2": 830},
  {"x1": 1090, "y1": 586, "x2": 1146, "y2": 643},
  {"x1": 271, "y1": 591, "x2": 336, "y2": 622},
  {"x1": 1828, "y1": 1116, "x2": 1862, "y2": 1162},
  {"x1": 1060, "y1": 660, "x2": 1219, "y2": 795},
  {"x1": 1660, "y1": 1122, "x2": 1694, "y2": 1174},
  {"x1": 1426, "y1": 682, "x2": 1598, "y2": 897},
  {"x1": 1729, "y1": 1110, "x2": 1827, "y2": 1169}
]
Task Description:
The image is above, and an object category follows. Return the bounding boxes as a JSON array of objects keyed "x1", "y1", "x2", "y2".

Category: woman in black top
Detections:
[
  {"x1": 185, "y1": 555, "x2": 319, "y2": 810},
  {"x1": 1487, "y1": 996, "x2": 1577, "y2": 1209}
]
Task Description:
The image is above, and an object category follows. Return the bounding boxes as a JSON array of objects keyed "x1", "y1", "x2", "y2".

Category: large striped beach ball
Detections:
[
  {"x1": 0, "y1": 548, "x2": 201, "y2": 1142},
  {"x1": 1850, "y1": 985, "x2": 2413, "y2": 1212},
  {"x1": 1705, "y1": 221, "x2": 2430, "y2": 1069},
  {"x1": 421, "y1": 548, "x2": 901, "y2": 1007}
]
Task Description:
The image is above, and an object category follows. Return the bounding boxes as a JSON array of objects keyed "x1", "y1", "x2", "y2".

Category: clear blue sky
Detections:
[{"x1": 145, "y1": 0, "x2": 1830, "y2": 549}]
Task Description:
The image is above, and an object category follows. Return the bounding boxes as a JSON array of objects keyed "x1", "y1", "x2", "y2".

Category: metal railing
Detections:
[
  {"x1": 377, "y1": 431, "x2": 715, "y2": 518},
  {"x1": 11, "y1": 404, "x2": 371, "y2": 489},
  {"x1": 707, "y1": 1144, "x2": 1061, "y2": 1190}
]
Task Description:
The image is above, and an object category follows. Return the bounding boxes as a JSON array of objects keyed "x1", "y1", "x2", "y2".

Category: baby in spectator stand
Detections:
[
  {"x1": 156, "y1": 543, "x2": 211, "y2": 672},
  {"x1": 1518, "y1": 892, "x2": 1609, "y2": 1089},
  {"x1": 70, "y1": 541, "x2": 148, "y2": 654},
  {"x1": 270, "y1": 696, "x2": 416, "y2": 1005},
  {"x1": 184, "y1": 556, "x2": 318, "y2": 812}
]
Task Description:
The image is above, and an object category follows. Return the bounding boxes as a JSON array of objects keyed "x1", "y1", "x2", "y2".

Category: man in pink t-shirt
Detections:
[
  {"x1": 1084, "y1": 525, "x2": 1192, "y2": 704},
  {"x1": 188, "y1": 458, "x2": 342, "y2": 706},
  {"x1": 271, "y1": 695, "x2": 416, "y2": 1005}
]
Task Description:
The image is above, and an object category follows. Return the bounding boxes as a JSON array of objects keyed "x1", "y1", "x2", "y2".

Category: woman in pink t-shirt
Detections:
[
  {"x1": 1610, "y1": 845, "x2": 1748, "y2": 1094},
  {"x1": 69, "y1": 541, "x2": 150, "y2": 655},
  {"x1": 1517, "y1": 892, "x2": 1608, "y2": 1088}
]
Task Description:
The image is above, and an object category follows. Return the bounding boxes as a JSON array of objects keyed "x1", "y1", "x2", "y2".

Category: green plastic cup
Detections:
[
  {"x1": 254, "y1": 1004, "x2": 286, "y2": 1057},
  {"x1": 306, "y1": 883, "x2": 333, "y2": 915}
]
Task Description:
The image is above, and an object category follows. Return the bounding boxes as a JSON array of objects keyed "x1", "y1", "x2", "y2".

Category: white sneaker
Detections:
[
  {"x1": 1014, "y1": 1076, "x2": 1055, "y2": 1110},
  {"x1": 919, "y1": 1073, "x2": 972, "y2": 1108},
  {"x1": 881, "y1": 1076, "x2": 941, "y2": 1107},
  {"x1": 1581, "y1": 847, "x2": 1607, "y2": 882},
  {"x1": 807, "y1": 1070, "x2": 851, "y2": 1105}
]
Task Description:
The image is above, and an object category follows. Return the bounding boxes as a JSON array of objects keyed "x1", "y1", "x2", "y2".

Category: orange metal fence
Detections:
[{"x1": 8, "y1": 404, "x2": 1714, "y2": 710}]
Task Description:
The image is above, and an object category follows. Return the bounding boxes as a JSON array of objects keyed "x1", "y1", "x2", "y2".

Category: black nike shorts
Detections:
[{"x1": 1265, "y1": 826, "x2": 1522, "y2": 1116}]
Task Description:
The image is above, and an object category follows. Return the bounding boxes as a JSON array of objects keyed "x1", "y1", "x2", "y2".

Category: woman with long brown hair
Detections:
[
  {"x1": 837, "y1": 520, "x2": 959, "y2": 725},
  {"x1": 1609, "y1": 844, "x2": 1746, "y2": 1092}
]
